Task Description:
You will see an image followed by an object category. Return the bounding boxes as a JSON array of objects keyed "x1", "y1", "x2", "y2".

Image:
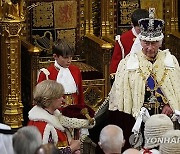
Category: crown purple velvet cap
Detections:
[{"x1": 138, "y1": 8, "x2": 164, "y2": 41}]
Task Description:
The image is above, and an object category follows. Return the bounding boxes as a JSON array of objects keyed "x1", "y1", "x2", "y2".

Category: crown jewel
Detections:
[{"x1": 139, "y1": 8, "x2": 164, "y2": 41}]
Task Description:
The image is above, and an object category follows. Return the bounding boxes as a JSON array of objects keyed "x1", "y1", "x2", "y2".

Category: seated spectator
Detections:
[
  {"x1": 13, "y1": 126, "x2": 42, "y2": 154},
  {"x1": 35, "y1": 143, "x2": 59, "y2": 154},
  {"x1": 98, "y1": 124, "x2": 125, "y2": 154},
  {"x1": 0, "y1": 123, "x2": 14, "y2": 154},
  {"x1": 140, "y1": 114, "x2": 174, "y2": 154},
  {"x1": 28, "y1": 80, "x2": 94, "y2": 153},
  {"x1": 159, "y1": 130, "x2": 180, "y2": 154},
  {"x1": 122, "y1": 148, "x2": 139, "y2": 154}
]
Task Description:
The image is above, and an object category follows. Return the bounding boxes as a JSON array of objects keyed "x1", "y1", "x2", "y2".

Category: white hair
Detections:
[
  {"x1": 99, "y1": 125, "x2": 124, "y2": 154},
  {"x1": 13, "y1": 126, "x2": 42, "y2": 154}
]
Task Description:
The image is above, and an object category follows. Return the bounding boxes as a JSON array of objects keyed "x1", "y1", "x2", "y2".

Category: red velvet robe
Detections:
[
  {"x1": 110, "y1": 29, "x2": 136, "y2": 74},
  {"x1": 38, "y1": 64, "x2": 85, "y2": 105},
  {"x1": 28, "y1": 120, "x2": 69, "y2": 147}
]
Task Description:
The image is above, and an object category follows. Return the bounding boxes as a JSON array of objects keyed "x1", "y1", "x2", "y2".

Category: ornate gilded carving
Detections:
[
  {"x1": 108, "y1": 0, "x2": 115, "y2": 36},
  {"x1": 118, "y1": 0, "x2": 139, "y2": 25},
  {"x1": 116, "y1": 0, "x2": 139, "y2": 34},
  {"x1": 164, "y1": 0, "x2": 171, "y2": 46},
  {"x1": 54, "y1": 1, "x2": 77, "y2": 29},
  {"x1": 0, "y1": 0, "x2": 24, "y2": 20},
  {"x1": 4, "y1": 22, "x2": 23, "y2": 36},
  {"x1": 83, "y1": 34, "x2": 113, "y2": 96},
  {"x1": 166, "y1": 34, "x2": 180, "y2": 63},
  {"x1": 140, "y1": 0, "x2": 163, "y2": 19},
  {"x1": 33, "y1": 31, "x2": 54, "y2": 54},
  {"x1": 77, "y1": 0, "x2": 85, "y2": 38},
  {"x1": 169, "y1": 0, "x2": 178, "y2": 31},
  {"x1": 84, "y1": 0, "x2": 93, "y2": 34},
  {"x1": 72, "y1": 61, "x2": 98, "y2": 72},
  {"x1": 83, "y1": 79, "x2": 105, "y2": 111},
  {"x1": 38, "y1": 56, "x2": 98, "y2": 73},
  {"x1": 92, "y1": 0, "x2": 101, "y2": 36},
  {"x1": 32, "y1": 2, "x2": 53, "y2": 28},
  {"x1": 0, "y1": 21, "x2": 24, "y2": 128},
  {"x1": 163, "y1": 0, "x2": 180, "y2": 52}
]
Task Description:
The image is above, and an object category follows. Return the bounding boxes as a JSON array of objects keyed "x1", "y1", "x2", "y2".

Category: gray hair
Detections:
[
  {"x1": 35, "y1": 143, "x2": 59, "y2": 154},
  {"x1": 159, "y1": 130, "x2": 180, "y2": 153},
  {"x1": 99, "y1": 125, "x2": 124, "y2": 154},
  {"x1": 33, "y1": 80, "x2": 64, "y2": 108},
  {"x1": 144, "y1": 114, "x2": 173, "y2": 149},
  {"x1": 13, "y1": 126, "x2": 42, "y2": 154}
]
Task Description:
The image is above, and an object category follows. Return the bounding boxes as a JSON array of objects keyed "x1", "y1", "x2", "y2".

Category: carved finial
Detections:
[{"x1": 81, "y1": 108, "x2": 94, "y2": 125}]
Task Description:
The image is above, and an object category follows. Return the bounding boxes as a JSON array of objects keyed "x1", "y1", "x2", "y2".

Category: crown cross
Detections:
[
  {"x1": 148, "y1": 8, "x2": 155, "y2": 36},
  {"x1": 138, "y1": 8, "x2": 164, "y2": 41},
  {"x1": 149, "y1": 8, "x2": 155, "y2": 19}
]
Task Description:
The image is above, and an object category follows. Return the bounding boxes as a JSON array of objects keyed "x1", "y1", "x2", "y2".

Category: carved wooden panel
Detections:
[
  {"x1": 29, "y1": 0, "x2": 78, "y2": 55},
  {"x1": 92, "y1": 0, "x2": 101, "y2": 37},
  {"x1": 83, "y1": 79, "x2": 105, "y2": 111},
  {"x1": 117, "y1": 0, "x2": 140, "y2": 34},
  {"x1": 140, "y1": 0, "x2": 163, "y2": 18},
  {"x1": 32, "y1": 2, "x2": 54, "y2": 28},
  {"x1": 166, "y1": 34, "x2": 180, "y2": 63},
  {"x1": 56, "y1": 29, "x2": 76, "y2": 49}
]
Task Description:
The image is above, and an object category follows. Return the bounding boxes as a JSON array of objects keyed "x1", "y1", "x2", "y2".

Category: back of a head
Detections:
[
  {"x1": 13, "y1": 126, "x2": 42, "y2": 154},
  {"x1": 131, "y1": 8, "x2": 149, "y2": 26},
  {"x1": 159, "y1": 130, "x2": 180, "y2": 154},
  {"x1": 144, "y1": 114, "x2": 173, "y2": 149},
  {"x1": 122, "y1": 148, "x2": 139, "y2": 154},
  {"x1": 35, "y1": 143, "x2": 59, "y2": 154},
  {"x1": 99, "y1": 125, "x2": 124, "y2": 154},
  {"x1": 52, "y1": 39, "x2": 74, "y2": 57}
]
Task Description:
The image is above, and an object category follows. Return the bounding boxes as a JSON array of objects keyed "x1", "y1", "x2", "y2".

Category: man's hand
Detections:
[{"x1": 161, "y1": 104, "x2": 173, "y2": 116}]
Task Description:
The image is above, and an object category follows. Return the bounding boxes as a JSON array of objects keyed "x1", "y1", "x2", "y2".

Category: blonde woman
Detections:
[{"x1": 28, "y1": 80, "x2": 94, "y2": 153}]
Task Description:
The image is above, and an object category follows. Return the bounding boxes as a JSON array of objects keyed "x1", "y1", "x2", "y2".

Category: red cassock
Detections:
[
  {"x1": 38, "y1": 64, "x2": 85, "y2": 105},
  {"x1": 110, "y1": 29, "x2": 136, "y2": 74}
]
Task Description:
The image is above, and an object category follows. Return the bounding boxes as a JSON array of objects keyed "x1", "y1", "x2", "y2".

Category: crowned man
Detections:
[
  {"x1": 109, "y1": 7, "x2": 180, "y2": 117},
  {"x1": 108, "y1": 8, "x2": 180, "y2": 149}
]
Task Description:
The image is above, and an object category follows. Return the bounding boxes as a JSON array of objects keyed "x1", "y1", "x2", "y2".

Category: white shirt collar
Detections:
[
  {"x1": 132, "y1": 27, "x2": 138, "y2": 37},
  {"x1": 55, "y1": 60, "x2": 77, "y2": 94}
]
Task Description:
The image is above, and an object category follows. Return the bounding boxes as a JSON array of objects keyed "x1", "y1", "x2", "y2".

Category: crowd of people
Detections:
[{"x1": 1, "y1": 7, "x2": 180, "y2": 154}]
